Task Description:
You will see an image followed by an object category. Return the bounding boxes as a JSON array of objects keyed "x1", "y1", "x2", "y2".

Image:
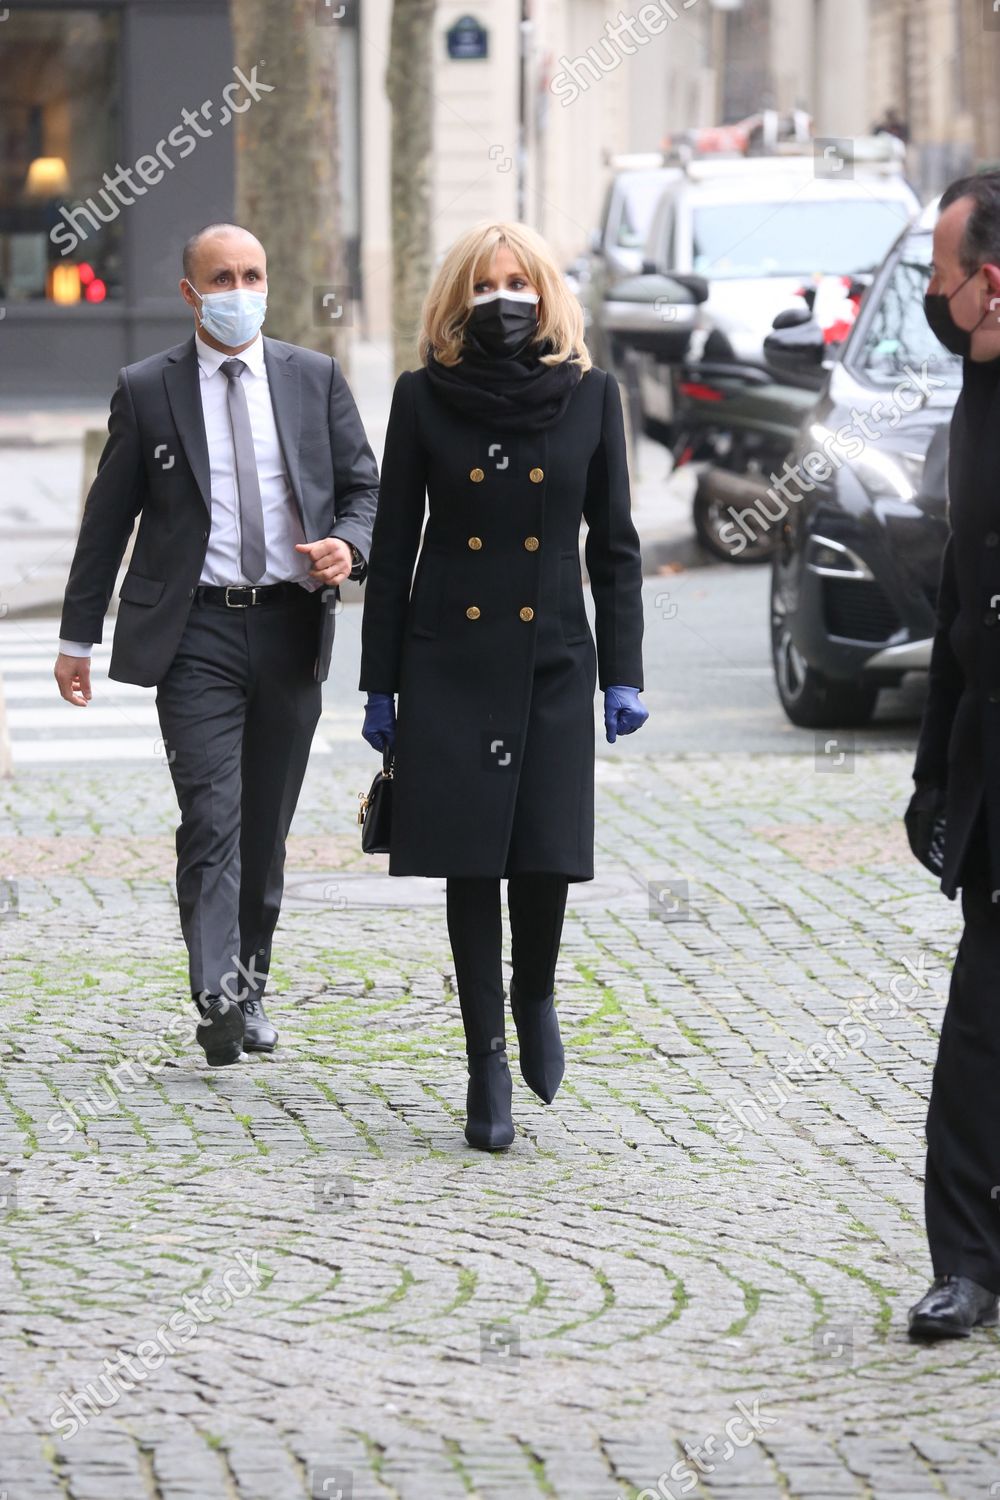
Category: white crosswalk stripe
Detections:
[{"x1": 0, "y1": 617, "x2": 358, "y2": 767}]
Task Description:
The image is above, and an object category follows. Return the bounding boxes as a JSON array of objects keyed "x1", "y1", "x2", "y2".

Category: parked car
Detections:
[
  {"x1": 605, "y1": 137, "x2": 921, "y2": 448},
  {"x1": 767, "y1": 207, "x2": 960, "y2": 727},
  {"x1": 567, "y1": 154, "x2": 683, "y2": 371}
]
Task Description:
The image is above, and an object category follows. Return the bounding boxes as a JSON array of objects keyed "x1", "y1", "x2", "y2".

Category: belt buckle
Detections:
[{"x1": 225, "y1": 586, "x2": 257, "y2": 608}]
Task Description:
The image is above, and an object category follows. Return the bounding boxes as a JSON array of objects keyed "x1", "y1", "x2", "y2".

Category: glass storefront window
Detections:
[{"x1": 0, "y1": 8, "x2": 122, "y2": 306}]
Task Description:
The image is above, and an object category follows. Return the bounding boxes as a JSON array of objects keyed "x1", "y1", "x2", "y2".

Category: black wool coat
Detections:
[
  {"x1": 358, "y1": 364, "x2": 644, "y2": 879},
  {"x1": 913, "y1": 354, "x2": 1000, "y2": 898}
]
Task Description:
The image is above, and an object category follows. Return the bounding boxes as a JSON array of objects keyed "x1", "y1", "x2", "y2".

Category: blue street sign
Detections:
[{"x1": 446, "y1": 14, "x2": 489, "y2": 60}]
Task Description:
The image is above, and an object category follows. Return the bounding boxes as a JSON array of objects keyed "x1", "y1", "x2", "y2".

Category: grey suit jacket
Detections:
[{"x1": 60, "y1": 334, "x2": 380, "y2": 686}]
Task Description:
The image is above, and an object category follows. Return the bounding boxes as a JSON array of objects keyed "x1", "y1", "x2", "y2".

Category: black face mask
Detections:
[
  {"x1": 923, "y1": 269, "x2": 987, "y2": 357},
  {"x1": 467, "y1": 294, "x2": 539, "y2": 358}
]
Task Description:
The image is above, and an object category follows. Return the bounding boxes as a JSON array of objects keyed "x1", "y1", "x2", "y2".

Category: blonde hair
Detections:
[{"x1": 418, "y1": 220, "x2": 592, "y2": 372}]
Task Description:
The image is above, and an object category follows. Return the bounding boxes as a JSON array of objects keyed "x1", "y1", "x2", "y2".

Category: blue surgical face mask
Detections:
[{"x1": 185, "y1": 280, "x2": 267, "y2": 346}]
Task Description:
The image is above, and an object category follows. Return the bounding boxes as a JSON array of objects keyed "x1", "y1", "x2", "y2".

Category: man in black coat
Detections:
[
  {"x1": 54, "y1": 224, "x2": 378, "y2": 1066},
  {"x1": 906, "y1": 174, "x2": 1000, "y2": 1337}
]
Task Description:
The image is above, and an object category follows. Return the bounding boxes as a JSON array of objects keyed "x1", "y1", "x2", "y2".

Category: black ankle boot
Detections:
[
  {"x1": 465, "y1": 1050, "x2": 515, "y2": 1151},
  {"x1": 510, "y1": 985, "x2": 565, "y2": 1104}
]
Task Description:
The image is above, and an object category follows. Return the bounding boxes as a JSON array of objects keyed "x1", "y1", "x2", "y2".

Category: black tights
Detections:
[{"x1": 445, "y1": 873, "x2": 569, "y2": 1056}]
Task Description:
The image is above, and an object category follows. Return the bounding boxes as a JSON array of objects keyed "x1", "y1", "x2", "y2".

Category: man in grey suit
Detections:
[{"x1": 54, "y1": 223, "x2": 378, "y2": 1066}]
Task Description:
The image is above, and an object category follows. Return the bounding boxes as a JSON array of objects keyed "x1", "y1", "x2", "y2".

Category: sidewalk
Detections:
[
  {"x1": 0, "y1": 340, "x2": 701, "y2": 625},
  {"x1": 0, "y1": 712, "x2": 992, "y2": 1497}
]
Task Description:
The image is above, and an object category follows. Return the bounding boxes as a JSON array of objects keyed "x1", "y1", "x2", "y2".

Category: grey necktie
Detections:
[{"x1": 220, "y1": 357, "x2": 267, "y2": 583}]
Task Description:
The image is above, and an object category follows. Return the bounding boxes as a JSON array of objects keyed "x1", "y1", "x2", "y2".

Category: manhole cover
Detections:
[{"x1": 282, "y1": 869, "x2": 648, "y2": 910}]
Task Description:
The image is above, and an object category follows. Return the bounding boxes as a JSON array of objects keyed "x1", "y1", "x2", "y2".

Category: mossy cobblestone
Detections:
[{"x1": 0, "y1": 746, "x2": 995, "y2": 1498}]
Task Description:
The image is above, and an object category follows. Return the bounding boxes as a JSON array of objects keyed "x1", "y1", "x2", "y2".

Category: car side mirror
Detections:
[
  {"x1": 667, "y1": 273, "x2": 710, "y2": 304},
  {"x1": 772, "y1": 305, "x2": 812, "y2": 331},
  {"x1": 601, "y1": 272, "x2": 701, "y2": 356},
  {"x1": 764, "y1": 311, "x2": 826, "y2": 374}
]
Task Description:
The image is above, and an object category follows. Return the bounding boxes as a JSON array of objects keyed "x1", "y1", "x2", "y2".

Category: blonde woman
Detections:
[{"x1": 359, "y1": 221, "x2": 648, "y2": 1150}]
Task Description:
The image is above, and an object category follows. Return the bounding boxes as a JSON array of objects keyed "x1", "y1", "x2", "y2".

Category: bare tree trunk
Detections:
[
  {"x1": 229, "y1": 0, "x2": 346, "y2": 361},
  {"x1": 386, "y1": 0, "x2": 435, "y2": 374}
]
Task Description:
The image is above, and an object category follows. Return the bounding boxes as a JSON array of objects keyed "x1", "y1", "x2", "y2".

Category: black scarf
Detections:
[{"x1": 425, "y1": 331, "x2": 583, "y2": 432}]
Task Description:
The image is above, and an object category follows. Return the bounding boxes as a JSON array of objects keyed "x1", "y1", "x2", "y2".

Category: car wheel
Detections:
[
  {"x1": 693, "y1": 472, "x2": 777, "y2": 564},
  {"x1": 771, "y1": 622, "x2": 878, "y2": 728}
]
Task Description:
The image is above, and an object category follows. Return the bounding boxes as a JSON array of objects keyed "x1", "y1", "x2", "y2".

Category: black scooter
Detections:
[{"x1": 673, "y1": 294, "x2": 860, "y2": 563}]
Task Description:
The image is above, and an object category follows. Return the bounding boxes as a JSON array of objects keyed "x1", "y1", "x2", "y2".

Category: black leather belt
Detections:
[{"x1": 194, "y1": 582, "x2": 306, "y2": 608}]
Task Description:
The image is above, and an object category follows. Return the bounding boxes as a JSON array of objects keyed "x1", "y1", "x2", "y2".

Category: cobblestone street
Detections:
[
  {"x1": 3, "y1": 0, "x2": 995, "y2": 1484},
  {"x1": 2, "y1": 661, "x2": 995, "y2": 1498}
]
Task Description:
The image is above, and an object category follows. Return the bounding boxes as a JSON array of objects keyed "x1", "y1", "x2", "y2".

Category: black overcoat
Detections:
[
  {"x1": 913, "y1": 354, "x2": 1000, "y2": 898},
  {"x1": 358, "y1": 364, "x2": 644, "y2": 879}
]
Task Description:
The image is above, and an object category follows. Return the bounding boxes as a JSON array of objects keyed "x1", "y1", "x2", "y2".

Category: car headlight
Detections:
[
  {"x1": 850, "y1": 445, "x2": 926, "y2": 502},
  {"x1": 806, "y1": 422, "x2": 926, "y2": 502}
]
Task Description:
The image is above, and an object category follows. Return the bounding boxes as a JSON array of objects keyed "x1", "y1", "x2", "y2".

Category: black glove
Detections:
[{"x1": 904, "y1": 783, "x2": 947, "y2": 877}]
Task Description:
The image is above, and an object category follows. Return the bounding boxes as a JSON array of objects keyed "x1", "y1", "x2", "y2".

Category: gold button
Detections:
[
  {"x1": 470, "y1": 467, "x2": 485, "y2": 483},
  {"x1": 466, "y1": 605, "x2": 481, "y2": 620},
  {"x1": 468, "y1": 536, "x2": 483, "y2": 550},
  {"x1": 529, "y1": 467, "x2": 544, "y2": 483},
  {"x1": 519, "y1": 606, "x2": 534, "y2": 622},
  {"x1": 524, "y1": 536, "x2": 539, "y2": 552}
]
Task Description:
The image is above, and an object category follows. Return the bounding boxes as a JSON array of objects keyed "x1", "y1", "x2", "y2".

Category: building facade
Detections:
[
  {"x1": 867, "y1": 0, "x2": 977, "y2": 198},
  {"x1": 12, "y1": 0, "x2": 995, "y2": 397},
  {"x1": 359, "y1": 0, "x2": 720, "y2": 337},
  {"x1": 0, "y1": 0, "x2": 243, "y2": 396}
]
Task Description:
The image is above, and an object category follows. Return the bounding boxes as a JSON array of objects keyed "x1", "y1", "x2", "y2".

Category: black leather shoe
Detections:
[
  {"x1": 465, "y1": 1050, "x2": 515, "y2": 1151},
  {"x1": 195, "y1": 995, "x2": 245, "y2": 1068},
  {"x1": 510, "y1": 985, "x2": 565, "y2": 1104},
  {"x1": 908, "y1": 1275, "x2": 999, "y2": 1339},
  {"x1": 240, "y1": 996, "x2": 277, "y2": 1053}
]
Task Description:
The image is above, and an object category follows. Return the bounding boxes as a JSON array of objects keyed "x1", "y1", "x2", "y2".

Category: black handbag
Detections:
[{"x1": 358, "y1": 747, "x2": 393, "y2": 854}]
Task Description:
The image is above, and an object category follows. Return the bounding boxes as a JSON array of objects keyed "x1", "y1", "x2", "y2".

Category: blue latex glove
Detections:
[
  {"x1": 362, "y1": 692, "x2": 396, "y2": 753},
  {"x1": 604, "y1": 685, "x2": 649, "y2": 744}
]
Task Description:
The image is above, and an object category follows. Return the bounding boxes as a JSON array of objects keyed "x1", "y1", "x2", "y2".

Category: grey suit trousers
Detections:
[{"x1": 155, "y1": 588, "x2": 323, "y2": 1002}]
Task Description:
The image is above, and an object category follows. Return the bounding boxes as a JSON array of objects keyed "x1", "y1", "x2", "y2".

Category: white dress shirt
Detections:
[{"x1": 59, "y1": 332, "x2": 315, "y2": 658}]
